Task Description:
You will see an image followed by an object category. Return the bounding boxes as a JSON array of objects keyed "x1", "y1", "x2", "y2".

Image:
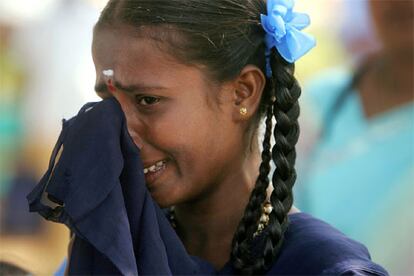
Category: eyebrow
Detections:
[{"x1": 94, "y1": 81, "x2": 167, "y2": 94}]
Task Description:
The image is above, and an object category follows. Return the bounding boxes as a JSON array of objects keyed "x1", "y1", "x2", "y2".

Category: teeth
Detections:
[{"x1": 144, "y1": 160, "x2": 166, "y2": 174}]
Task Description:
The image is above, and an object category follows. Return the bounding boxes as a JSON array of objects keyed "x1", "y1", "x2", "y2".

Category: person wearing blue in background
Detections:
[
  {"x1": 295, "y1": 0, "x2": 413, "y2": 275},
  {"x1": 30, "y1": 0, "x2": 389, "y2": 275}
]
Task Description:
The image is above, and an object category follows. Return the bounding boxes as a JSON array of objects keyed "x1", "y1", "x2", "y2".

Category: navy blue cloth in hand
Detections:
[{"x1": 27, "y1": 98, "x2": 214, "y2": 275}]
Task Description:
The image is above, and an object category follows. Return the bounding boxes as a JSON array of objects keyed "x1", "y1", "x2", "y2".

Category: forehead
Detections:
[
  {"x1": 92, "y1": 26, "x2": 182, "y2": 83},
  {"x1": 91, "y1": 25, "x2": 224, "y2": 106}
]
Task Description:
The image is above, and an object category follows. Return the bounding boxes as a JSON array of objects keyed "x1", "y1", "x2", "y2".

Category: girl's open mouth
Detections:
[{"x1": 143, "y1": 159, "x2": 168, "y2": 188}]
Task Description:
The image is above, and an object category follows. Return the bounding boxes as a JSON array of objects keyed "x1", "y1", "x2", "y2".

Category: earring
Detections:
[{"x1": 239, "y1": 107, "x2": 248, "y2": 116}]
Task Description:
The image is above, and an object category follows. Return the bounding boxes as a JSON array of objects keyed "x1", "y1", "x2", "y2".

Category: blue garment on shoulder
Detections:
[
  {"x1": 265, "y1": 213, "x2": 388, "y2": 275},
  {"x1": 27, "y1": 98, "x2": 387, "y2": 275}
]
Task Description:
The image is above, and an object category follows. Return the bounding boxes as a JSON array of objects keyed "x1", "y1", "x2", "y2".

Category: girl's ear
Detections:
[{"x1": 231, "y1": 65, "x2": 266, "y2": 121}]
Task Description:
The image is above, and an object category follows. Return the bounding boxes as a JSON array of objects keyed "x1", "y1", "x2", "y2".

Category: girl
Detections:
[{"x1": 37, "y1": 0, "x2": 388, "y2": 274}]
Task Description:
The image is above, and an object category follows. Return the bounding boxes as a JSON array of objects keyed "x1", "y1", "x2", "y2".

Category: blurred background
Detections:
[{"x1": 0, "y1": 0, "x2": 412, "y2": 275}]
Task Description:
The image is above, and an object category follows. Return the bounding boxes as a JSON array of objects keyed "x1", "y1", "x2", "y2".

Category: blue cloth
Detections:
[
  {"x1": 28, "y1": 98, "x2": 387, "y2": 275},
  {"x1": 55, "y1": 212, "x2": 388, "y2": 275},
  {"x1": 27, "y1": 98, "x2": 212, "y2": 275},
  {"x1": 221, "y1": 212, "x2": 387, "y2": 275}
]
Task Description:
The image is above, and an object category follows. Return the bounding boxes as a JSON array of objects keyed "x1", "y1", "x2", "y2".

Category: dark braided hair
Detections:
[
  {"x1": 231, "y1": 49, "x2": 299, "y2": 274},
  {"x1": 95, "y1": 0, "x2": 301, "y2": 274}
]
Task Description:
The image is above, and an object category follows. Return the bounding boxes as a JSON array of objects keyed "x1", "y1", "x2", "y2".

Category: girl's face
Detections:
[{"x1": 92, "y1": 26, "x2": 247, "y2": 207}]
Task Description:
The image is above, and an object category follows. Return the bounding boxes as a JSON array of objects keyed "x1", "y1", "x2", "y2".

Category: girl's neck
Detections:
[{"x1": 173, "y1": 148, "x2": 261, "y2": 269}]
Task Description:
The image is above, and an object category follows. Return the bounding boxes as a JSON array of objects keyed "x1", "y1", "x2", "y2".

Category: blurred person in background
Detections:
[
  {"x1": 0, "y1": 18, "x2": 42, "y2": 235},
  {"x1": 0, "y1": 21, "x2": 25, "y2": 206},
  {"x1": 295, "y1": 0, "x2": 414, "y2": 274},
  {"x1": 0, "y1": 0, "x2": 101, "y2": 274},
  {"x1": 1, "y1": 157, "x2": 41, "y2": 235},
  {"x1": 0, "y1": 17, "x2": 43, "y2": 276}
]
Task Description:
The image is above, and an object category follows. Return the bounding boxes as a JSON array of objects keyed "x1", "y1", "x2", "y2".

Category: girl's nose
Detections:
[
  {"x1": 103, "y1": 69, "x2": 144, "y2": 150},
  {"x1": 115, "y1": 92, "x2": 145, "y2": 150}
]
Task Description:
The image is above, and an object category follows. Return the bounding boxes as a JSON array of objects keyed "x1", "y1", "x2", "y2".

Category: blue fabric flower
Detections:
[{"x1": 260, "y1": 0, "x2": 316, "y2": 77}]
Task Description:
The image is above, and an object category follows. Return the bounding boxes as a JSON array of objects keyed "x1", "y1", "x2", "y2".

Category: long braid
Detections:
[
  {"x1": 231, "y1": 48, "x2": 300, "y2": 274},
  {"x1": 231, "y1": 99, "x2": 274, "y2": 274},
  {"x1": 262, "y1": 49, "x2": 300, "y2": 269}
]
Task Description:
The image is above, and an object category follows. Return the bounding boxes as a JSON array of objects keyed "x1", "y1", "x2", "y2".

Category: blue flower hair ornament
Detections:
[{"x1": 261, "y1": 0, "x2": 316, "y2": 77}]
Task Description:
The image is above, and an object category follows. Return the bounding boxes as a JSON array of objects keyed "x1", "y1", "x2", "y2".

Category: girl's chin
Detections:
[
  {"x1": 152, "y1": 196, "x2": 176, "y2": 209},
  {"x1": 149, "y1": 188, "x2": 178, "y2": 208}
]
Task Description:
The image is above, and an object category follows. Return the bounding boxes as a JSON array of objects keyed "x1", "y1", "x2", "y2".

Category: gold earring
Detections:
[{"x1": 240, "y1": 107, "x2": 248, "y2": 116}]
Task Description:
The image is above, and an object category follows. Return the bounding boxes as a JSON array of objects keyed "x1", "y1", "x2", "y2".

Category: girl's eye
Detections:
[{"x1": 136, "y1": 96, "x2": 160, "y2": 106}]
